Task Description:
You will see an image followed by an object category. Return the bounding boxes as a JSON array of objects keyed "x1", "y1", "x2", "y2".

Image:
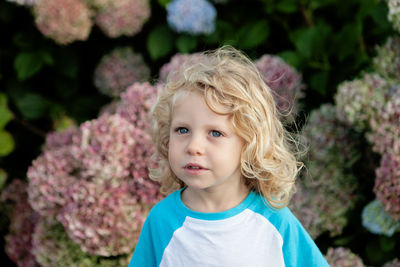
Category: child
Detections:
[{"x1": 129, "y1": 46, "x2": 329, "y2": 266}]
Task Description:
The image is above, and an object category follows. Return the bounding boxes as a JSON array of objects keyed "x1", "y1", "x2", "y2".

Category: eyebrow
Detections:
[{"x1": 171, "y1": 120, "x2": 232, "y2": 132}]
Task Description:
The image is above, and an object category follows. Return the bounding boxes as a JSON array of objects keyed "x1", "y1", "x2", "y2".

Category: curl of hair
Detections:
[{"x1": 151, "y1": 46, "x2": 303, "y2": 209}]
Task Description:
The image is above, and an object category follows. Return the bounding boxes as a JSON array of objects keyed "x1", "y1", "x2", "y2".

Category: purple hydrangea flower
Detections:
[
  {"x1": 167, "y1": 0, "x2": 217, "y2": 35},
  {"x1": 94, "y1": 47, "x2": 150, "y2": 97},
  {"x1": 254, "y1": 54, "x2": 304, "y2": 118},
  {"x1": 94, "y1": 0, "x2": 150, "y2": 38}
]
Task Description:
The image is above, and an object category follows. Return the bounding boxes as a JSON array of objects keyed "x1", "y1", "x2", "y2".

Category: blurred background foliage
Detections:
[{"x1": 0, "y1": 0, "x2": 399, "y2": 266}]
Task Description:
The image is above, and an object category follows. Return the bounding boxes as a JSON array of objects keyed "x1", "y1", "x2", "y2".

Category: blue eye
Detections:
[
  {"x1": 210, "y1": 130, "x2": 222, "y2": 137},
  {"x1": 177, "y1": 127, "x2": 189, "y2": 134}
]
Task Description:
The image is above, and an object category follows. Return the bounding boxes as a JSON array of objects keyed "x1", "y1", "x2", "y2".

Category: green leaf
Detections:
[
  {"x1": 0, "y1": 94, "x2": 13, "y2": 129},
  {"x1": 276, "y1": 0, "x2": 298, "y2": 14},
  {"x1": 0, "y1": 106, "x2": 13, "y2": 129},
  {"x1": 14, "y1": 93, "x2": 49, "y2": 120},
  {"x1": 14, "y1": 52, "x2": 43, "y2": 80},
  {"x1": 13, "y1": 51, "x2": 53, "y2": 80},
  {"x1": 0, "y1": 93, "x2": 8, "y2": 107},
  {"x1": 237, "y1": 20, "x2": 269, "y2": 49},
  {"x1": 310, "y1": 71, "x2": 329, "y2": 96},
  {"x1": 158, "y1": 0, "x2": 172, "y2": 7},
  {"x1": 0, "y1": 130, "x2": 14, "y2": 156},
  {"x1": 290, "y1": 28, "x2": 315, "y2": 58},
  {"x1": 290, "y1": 24, "x2": 332, "y2": 59},
  {"x1": 278, "y1": 51, "x2": 303, "y2": 69},
  {"x1": 176, "y1": 35, "x2": 197, "y2": 53},
  {"x1": 379, "y1": 236, "x2": 396, "y2": 252},
  {"x1": 334, "y1": 23, "x2": 362, "y2": 61},
  {"x1": 0, "y1": 168, "x2": 7, "y2": 190},
  {"x1": 147, "y1": 25, "x2": 174, "y2": 60}
]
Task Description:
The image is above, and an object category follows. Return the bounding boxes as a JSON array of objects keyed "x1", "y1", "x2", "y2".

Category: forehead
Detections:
[{"x1": 171, "y1": 91, "x2": 232, "y2": 126}]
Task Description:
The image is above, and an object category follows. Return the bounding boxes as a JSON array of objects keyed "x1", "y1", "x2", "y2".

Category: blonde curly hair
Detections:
[{"x1": 150, "y1": 46, "x2": 303, "y2": 209}]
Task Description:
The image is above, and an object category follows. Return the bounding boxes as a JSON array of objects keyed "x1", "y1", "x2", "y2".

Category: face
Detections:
[{"x1": 168, "y1": 91, "x2": 245, "y2": 193}]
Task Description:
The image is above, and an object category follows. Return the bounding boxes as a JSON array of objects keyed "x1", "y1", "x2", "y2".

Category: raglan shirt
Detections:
[{"x1": 129, "y1": 189, "x2": 330, "y2": 267}]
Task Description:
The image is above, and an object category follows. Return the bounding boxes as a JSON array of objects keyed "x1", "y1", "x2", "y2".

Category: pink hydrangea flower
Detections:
[
  {"x1": 255, "y1": 54, "x2": 304, "y2": 117},
  {"x1": 57, "y1": 181, "x2": 149, "y2": 256},
  {"x1": 335, "y1": 73, "x2": 390, "y2": 131},
  {"x1": 33, "y1": 0, "x2": 93, "y2": 45},
  {"x1": 27, "y1": 113, "x2": 163, "y2": 256},
  {"x1": 374, "y1": 152, "x2": 400, "y2": 221},
  {"x1": 116, "y1": 82, "x2": 160, "y2": 131},
  {"x1": 373, "y1": 36, "x2": 400, "y2": 80},
  {"x1": 1, "y1": 179, "x2": 40, "y2": 267},
  {"x1": 367, "y1": 91, "x2": 400, "y2": 155},
  {"x1": 383, "y1": 258, "x2": 400, "y2": 267},
  {"x1": 159, "y1": 53, "x2": 203, "y2": 82},
  {"x1": 27, "y1": 147, "x2": 76, "y2": 216},
  {"x1": 94, "y1": 0, "x2": 150, "y2": 38},
  {"x1": 32, "y1": 217, "x2": 131, "y2": 266},
  {"x1": 325, "y1": 247, "x2": 366, "y2": 267},
  {"x1": 290, "y1": 104, "x2": 359, "y2": 238},
  {"x1": 94, "y1": 47, "x2": 150, "y2": 97}
]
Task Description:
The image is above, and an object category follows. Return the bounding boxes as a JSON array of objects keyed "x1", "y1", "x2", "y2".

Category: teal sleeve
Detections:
[
  {"x1": 280, "y1": 209, "x2": 330, "y2": 267},
  {"x1": 128, "y1": 216, "x2": 157, "y2": 267}
]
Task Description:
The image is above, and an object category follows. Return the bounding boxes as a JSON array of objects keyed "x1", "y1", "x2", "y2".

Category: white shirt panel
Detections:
[{"x1": 159, "y1": 209, "x2": 284, "y2": 267}]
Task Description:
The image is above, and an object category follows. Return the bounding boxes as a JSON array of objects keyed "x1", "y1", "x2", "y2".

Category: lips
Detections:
[{"x1": 184, "y1": 163, "x2": 208, "y2": 170}]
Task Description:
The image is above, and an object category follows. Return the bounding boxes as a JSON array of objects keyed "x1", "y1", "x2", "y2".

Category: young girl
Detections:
[{"x1": 129, "y1": 46, "x2": 329, "y2": 266}]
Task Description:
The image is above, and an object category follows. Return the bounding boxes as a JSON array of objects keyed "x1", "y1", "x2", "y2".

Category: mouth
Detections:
[{"x1": 184, "y1": 163, "x2": 208, "y2": 170}]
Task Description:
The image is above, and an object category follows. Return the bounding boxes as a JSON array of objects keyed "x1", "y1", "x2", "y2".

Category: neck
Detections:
[{"x1": 181, "y1": 180, "x2": 250, "y2": 213}]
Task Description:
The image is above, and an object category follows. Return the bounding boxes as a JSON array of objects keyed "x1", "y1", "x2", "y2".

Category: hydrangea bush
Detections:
[
  {"x1": 33, "y1": 0, "x2": 93, "y2": 45},
  {"x1": 27, "y1": 108, "x2": 162, "y2": 258},
  {"x1": 388, "y1": 0, "x2": 400, "y2": 34},
  {"x1": 373, "y1": 36, "x2": 400, "y2": 80},
  {"x1": 383, "y1": 258, "x2": 400, "y2": 267},
  {"x1": 166, "y1": 0, "x2": 217, "y2": 35},
  {"x1": 333, "y1": 31, "x2": 400, "y2": 248},
  {"x1": 290, "y1": 104, "x2": 359, "y2": 238},
  {"x1": 325, "y1": 247, "x2": 366, "y2": 267},
  {"x1": 93, "y1": 0, "x2": 150, "y2": 38},
  {"x1": 1, "y1": 179, "x2": 40, "y2": 267},
  {"x1": 367, "y1": 91, "x2": 400, "y2": 155},
  {"x1": 32, "y1": 217, "x2": 130, "y2": 267},
  {"x1": 27, "y1": 113, "x2": 161, "y2": 255},
  {"x1": 374, "y1": 152, "x2": 400, "y2": 221},
  {"x1": 94, "y1": 47, "x2": 150, "y2": 97},
  {"x1": 334, "y1": 73, "x2": 390, "y2": 131},
  {"x1": 254, "y1": 54, "x2": 304, "y2": 117}
]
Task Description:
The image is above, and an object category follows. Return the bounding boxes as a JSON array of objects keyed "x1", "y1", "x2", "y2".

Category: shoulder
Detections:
[
  {"x1": 146, "y1": 190, "x2": 180, "y2": 221},
  {"x1": 249, "y1": 193, "x2": 329, "y2": 265},
  {"x1": 248, "y1": 192, "x2": 299, "y2": 229}
]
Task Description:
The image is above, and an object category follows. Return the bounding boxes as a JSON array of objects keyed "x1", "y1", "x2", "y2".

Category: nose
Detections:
[{"x1": 186, "y1": 134, "x2": 204, "y2": 156}]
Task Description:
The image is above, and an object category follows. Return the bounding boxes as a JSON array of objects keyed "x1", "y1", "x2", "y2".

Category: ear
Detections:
[{"x1": 163, "y1": 137, "x2": 170, "y2": 150}]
